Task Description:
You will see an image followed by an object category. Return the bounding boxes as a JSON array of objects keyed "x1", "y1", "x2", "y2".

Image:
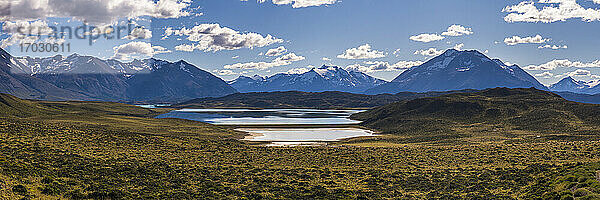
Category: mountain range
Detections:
[
  {"x1": 4, "y1": 47, "x2": 600, "y2": 104},
  {"x1": 0, "y1": 48, "x2": 236, "y2": 102},
  {"x1": 548, "y1": 76, "x2": 600, "y2": 94},
  {"x1": 229, "y1": 65, "x2": 386, "y2": 93}
]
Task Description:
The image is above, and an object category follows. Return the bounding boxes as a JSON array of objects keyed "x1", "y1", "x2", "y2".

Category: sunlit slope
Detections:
[{"x1": 352, "y1": 87, "x2": 600, "y2": 143}]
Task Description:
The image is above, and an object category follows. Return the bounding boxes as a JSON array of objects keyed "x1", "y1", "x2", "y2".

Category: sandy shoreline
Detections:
[{"x1": 237, "y1": 128, "x2": 375, "y2": 141}]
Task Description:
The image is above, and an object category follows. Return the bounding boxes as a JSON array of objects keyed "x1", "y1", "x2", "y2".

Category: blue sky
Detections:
[{"x1": 2, "y1": 0, "x2": 600, "y2": 85}]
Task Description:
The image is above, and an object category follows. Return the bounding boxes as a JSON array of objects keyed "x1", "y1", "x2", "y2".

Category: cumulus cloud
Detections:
[
  {"x1": 393, "y1": 49, "x2": 401, "y2": 57},
  {"x1": 524, "y1": 59, "x2": 600, "y2": 70},
  {"x1": 0, "y1": 34, "x2": 38, "y2": 48},
  {"x1": 337, "y1": 44, "x2": 385, "y2": 60},
  {"x1": 346, "y1": 60, "x2": 424, "y2": 73},
  {"x1": 273, "y1": 52, "x2": 305, "y2": 62},
  {"x1": 535, "y1": 71, "x2": 554, "y2": 78},
  {"x1": 1, "y1": 20, "x2": 54, "y2": 35},
  {"x1": 453, "y1": 43, "x2": 465, "y2": 51},
  {"x1": 565, "y1": 69, "x2": 592, "y2": 77},
  {"x1": 0, "y1": 20, "x2": 58, "y2": 48},
  {"x1": 409, "y1": 33, "x2": 445, "y2": 43},
  {"x1": 216, "y1": 69, "x2": 237, "y2": 76},
  {"x1": 123, "y1": 27, "x2": 152, "y2": 40},
  {"x1": 224, "y1": 53, "x2": 305, "y2": 70},
  {"x1": 253, "y1": 0, "x2": 338, "y2": 8},
  {"x1": 538, "y1": 44, "x2": 568, "y2": 50},
  {"x1": 322, "y1": 57, "x2": 331, "y2": 61},
  {"x1": 503, "y1": 0, "x2": 600, "y2": 23},
  {"x1": 414, "y1": 48, "x2": 444, "y2": 57},
  {"x1": 504, "y1": 35, "x2": 549, "y2": 45},
  {"x1": 442, "y1": 25, "x2": 473, "y2": 36},
  {"x1": 1, "y1": 0, "x2": 192, "y2": 24},
  {"x1": 265, "y1": 46, "x2": 287, "y2": 56},
  {"x1": 112, "y1": 41, "x2": 171, "y2": 61},
  {"x1": 167, "y1": 24, "x2": 283, "y2": 52},
  {"x1": 287, "y1": 67, "x2": 312, "y2": 74}
]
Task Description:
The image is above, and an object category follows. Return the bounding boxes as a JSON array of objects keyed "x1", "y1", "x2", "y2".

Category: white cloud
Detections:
[
  {"x1": 504, "y1": 35, "x2": 549, "y2": 45},
  {"x1": 112, "y1": 41, "x2": 171, "y2": 61},
  {"x1": 453, "y1": 43, "x2": 465, "y2": 51},
  {"x1": 273, "y1": 52, "x2": 305, "y2": 62},
  {"x1": 566, "y1": 69, "x2": 592, "y2": 77},
  {"x1": 393, "y1": 49, "x2": 401, "y2": 57},
  {"x1": 0, "y1": 34, "x2": 38, "y2": 48},
  {"x1": 524, "y1": 59, "x2": 600, "y2": 70},
  {"x1": 216, "y1": 69, "x2": 237, "y2": 76},
  {"x1": 414, "y1": 48, "x2": 444, "y2": 57},
  {"x1": 538, "y1": 44, "x2": 568, "y2": 50},
  {"x1": 346, "y1": 60, "x2": 424, "y2": 73},
  {"x1": 1, "y1": 20, "x2": 54, "y2": 35},
  {"x1": 224, "y1": 53, "x2": 305, "y2": 70},
  {"x1": 409, "y1": 33, "x2": 445, "y2": 43},
  {"x1": 123, "y1": 27, "x2": 152, "y2": 40},
  {"x1": 503, "y1": 0, "x2": 600, "y2": 23},
  {"x1": 265, "y1": 46, "x2": 287, "y2": 56},
  {"x1": 0, "y1": 20, "x2": 58, "y2": 48},
  {"x1": 337, "y1": 44, "x2": 385, "y2": 60},
  {"x1": 322, "y1": 57, "x2": 331, "y2": 61},
  {"x1": 254, "y1": 0, "x2": 338, "y2": 8},
  {"x1": 441, "y1": 25, "x2": 473, "y2": 36},
  {"x1": 554, "y1": 69, "x2": 597, "y2": 78},
  {"x1": 287, "y1": 67, "x2": 312, "y2": 74},
  {"x1": 167, "y1": 24, "x2": 283, "y2": 52},
  {"x1": 1, "y1": 0, "x2": 192, "y2": 24},
  {"x1": 535, "y1": 71, "x2": 554, "y2": 78}
]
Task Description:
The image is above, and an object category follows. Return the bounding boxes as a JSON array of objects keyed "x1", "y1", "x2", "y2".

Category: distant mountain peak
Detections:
[
  {"x1": 549, "y1": 76, "x2": 593, "y2": 94},
  {"x1": 441, "y1": 49, "x2": 459, "y2": 56},
  {"x1": 230, "y1": 64, "x2": 386, "y2": 93},
  {"x1": 367, "y1": 49, "x2": 547, "y2": 94}
]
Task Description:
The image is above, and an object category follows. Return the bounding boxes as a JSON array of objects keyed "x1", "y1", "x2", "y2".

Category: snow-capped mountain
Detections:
[
  {"x1": 17, "y1": 54, "x2": 154, "y2": 76},
  {"x1": 549, "y1": 77, "x2": 597, "y2": 94},
  {"x1": 0, "y1": 49, "x2": 236, "y2": 102},
  {"x1": 0, "y1": 48, "x2": 89, "y2": 100},
  {"x1": 366, "y1": 49, "x2": 547, "y2": 94},
  {"x1": 229, "y1": 65, "x2": 387, "y2": 93}
]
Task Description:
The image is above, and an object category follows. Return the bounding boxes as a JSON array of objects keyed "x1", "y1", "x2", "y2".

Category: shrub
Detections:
[
  {"x1": 12, "y1": 185, "x2": 28, "y2": 195},
  {"x1": 574, "y1": 188, "x2": 591, "y2": 197}
]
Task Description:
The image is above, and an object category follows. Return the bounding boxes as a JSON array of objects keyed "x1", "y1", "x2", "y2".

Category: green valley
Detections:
[{"x1": 0, "y1": 89, "x2": 599, "y2": 199}]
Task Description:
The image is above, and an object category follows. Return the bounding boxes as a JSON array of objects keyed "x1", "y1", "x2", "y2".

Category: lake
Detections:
[
  {"x1": 156, "y1": 109, "x2": 364, "y2": 125},
  {"x1": 155, "y1": 108, "x2": 375, "y2": 145}
]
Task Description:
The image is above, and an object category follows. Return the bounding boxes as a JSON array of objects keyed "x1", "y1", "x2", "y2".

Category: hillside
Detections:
[
  {"x1": 352, "y1": 87, "x2": 600, "y2": 144},
  {"x1": 2, "y1": 92, "x2": 600, "y2": 199},
  {"x1": 174, "y1": 90, "x2": 478, "y2": 109}
]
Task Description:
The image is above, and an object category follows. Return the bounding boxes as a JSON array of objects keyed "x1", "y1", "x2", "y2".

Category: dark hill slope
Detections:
[
  {"x1": 0, "y1": 93, "x2": 59, "y2": 117},
  {"x1": 352, "y1": 88, "x2": 600, "y2": 143},
  {"x1": 174, "y1": 90, "x2": 478, "y2": 109},
  {"x1": 0, "y1": 93, "x2": 161, "y2": 119}
]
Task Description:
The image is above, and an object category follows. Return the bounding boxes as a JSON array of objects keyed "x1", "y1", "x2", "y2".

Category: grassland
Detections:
[{"x1": 1, "y1": 90, "x2": 600, "y2": 199}]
